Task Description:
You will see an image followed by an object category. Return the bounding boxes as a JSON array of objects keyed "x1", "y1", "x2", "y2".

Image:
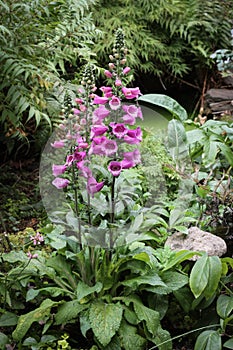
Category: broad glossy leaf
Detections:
[
  {"x1": 163, "y1": 250, "x2": 199, "y2": 271},
  {"x1": 138, "y1": 94, "x2": 188, "y2": 121},
  {"x1": 190, "y1": 254, "x2": 209, "y2": 298},
  {"x1": 217, "y1": 295, "x2": 233, "y2": 319},
  {"x1": 167, "y1": 119, "x2": 189, "y2": 163},
  {"x1": 194, "y1": 330, "x2": 221, "y2": 350},
  {"x1": 89, "y1": 301, "x2": 123, "y2": 346},
  {"x1": 224, "y1": 338, "x2": 233, "y2": 349},
  {"x1": 203, "y1": 256, "x2": 222, "y2": 299}
]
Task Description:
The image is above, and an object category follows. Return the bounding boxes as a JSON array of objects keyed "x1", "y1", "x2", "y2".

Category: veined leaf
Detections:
[
  {"x1": 190, "y1": 254, "x2": 209, "y2": 298},
  {"x1": 119, "y1": 320, "x2": 146, "y2": 350},
  {"x1": 133, "y1": 302, "x2": 160, "y2": 336},
  {"x1": 203, "y1": 256, "x2": 222, "y2": 299},
  {"x1": 55, "y1": 300, "x2": 88, "y2": 325},
  {"x1": 217, "y1": 295, "x2": 233, "y2": 319},
  {"x1": 12, "y1": 299, "x2": 61, "y2": 341},
  {"x1": 138, "y1": 94, "x2": 188, "y2": 121},
  {"x1": 194, "y1": 330, "x2": 222, "y2": 350},
  {"x1": 89, "y1": 301, "x2": 123, "y2": 346}
]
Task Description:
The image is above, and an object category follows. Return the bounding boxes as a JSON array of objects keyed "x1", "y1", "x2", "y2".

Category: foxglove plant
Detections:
[{"x1": 51, "y1": 28, "x2": 143, "y2": 248}]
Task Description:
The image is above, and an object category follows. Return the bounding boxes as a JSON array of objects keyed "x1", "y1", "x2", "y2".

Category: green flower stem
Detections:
[{"x1": 71, "y1": 163, "x2": 82, "y2": 249}]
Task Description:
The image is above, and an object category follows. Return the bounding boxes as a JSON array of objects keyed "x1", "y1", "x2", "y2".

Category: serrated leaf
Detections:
[
  {"x1": 122, "y1": 272, "x2": 166, "y2": 290},
  {"x1": 76, "y1": 281, "x2": 102, "y2": 301},
  {"x1": 55, "y1": 300, "x2": 88, "y2": 325},
  {"x1": 12, "y1": 299, "x2": 60, "y2": 341},
  {"x1": 190, "y1": 254, "x2": 209, "y2": 298},
  {"x1": 194, "y1": 330, "x2": 222, "y2": 350},
  {"x1": 152, "y1": 326, "x2": 172, "y2": 350},
  {"x1": 89, "y1": 301, "x2": 123, "y2": 346},
  {"x1": 160, "y1": 271, "x2": 189, "y2": 292},
  {"x1": 119, "y1": 321, "x2": 146, "y2": 350},
  {"x1": 133, "y1": 302, "x2": 160, "y2": 336}
]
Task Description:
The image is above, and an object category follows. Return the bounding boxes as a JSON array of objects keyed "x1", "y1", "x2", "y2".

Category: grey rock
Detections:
[{"x1": 165, "y1": 226, "x2": 227, "y2": 260}]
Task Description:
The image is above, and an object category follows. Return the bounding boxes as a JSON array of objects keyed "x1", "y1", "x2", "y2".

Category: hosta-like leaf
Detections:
[
  {"x1": 194, "y1": 330, "x2": 222, "y2": 350},
  {"x1": 190, "y1": 254, "x2": 209, "y2": 298},
  {"x1": 138, "y1": 94, "x2": 188, "y2": 121},
  {"x1": 203, "y1": 256, "x2": 222, "y2": 299},
  {"x1": 89, "y1": 301, "x2": 123, "y2": 346},
  {"x1": 217, "y1": 295, "x2": 233, "y2": 319}
]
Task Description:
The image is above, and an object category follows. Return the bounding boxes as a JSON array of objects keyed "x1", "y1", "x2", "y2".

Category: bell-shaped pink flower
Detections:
[
  {"x1": 121, "y1": 159, "x2": 134, "y2": 169},
  {"x1": 93, "y1": 95, "x2": 109, "y2": 105},
  {"x1": 66, "y1": 154, "x2": 74, "y2": 166},
  {"x1": 115, "y1": 79, "x2": 122, "y2": 86},
  {"x1": 109, "y1": 96, "x2": 121, "y2": 110},
  {"x1": 104, "y1": 70, "x2": 113, "y2": 78},
  {"x1": 110, "y1": 122, "x2": 128, "y2": 138},
  {"x1": 52, "y1": 164, "x2": 67, "y2": 176},
  {"x1": 123, "y1": 66, "x2": 131, "y2": 75},
  {"x1": 108, "y1": 161, "x2": 122, "y2": 177},
  {"x1": 74, "y1": 151, "x2": 86, "y2": 162},
  {"x1": 122, "y1": 87, "x2": 141, "y2": 100},
  {"x1": 100, "y1": 86, "x2": 112, "y2": 95},
  {"x1": 52, "y1": 177, "x2": 70, "y2": 189},
  {"x1": 101, "y1": 138, "x2": 118, "y2": 156},
  {"x1": 77, "y1": 161, "x2": 92, "y2": 178},
  {"x1": 90, "y1": 125, "x2": 108, "y2": 139},
  {"x1": 87, "y1": 177, "x2": 105, "y2": 197},
  {"x1": 124, "y1": 149, "x2": 141, "y2": 164},
  {"x1": 122, "y1": 114, "x2": 136, "y2": 125},
  {"x1": 51, "y1": 140, "x2": 65, "y2": 148},
  {"x1": 93, "y1": 105, "x2": 110, "y2": 124},
  {"x1": 124, "y1": 127, "x2": 142, "y2": 144}
]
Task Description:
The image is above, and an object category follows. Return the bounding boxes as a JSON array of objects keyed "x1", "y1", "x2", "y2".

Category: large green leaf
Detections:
[
  {"x1": 76, "y1": 281, "x2": 102, "y2": 302},
  {"x1": 152, "y1": 326, "x2": 172, "y2": 350},
  {"x1": 224, "y1": 338, "x2": 233, "y2": 349},
  {"x1": 55, "y1": 300, "x2": 88, "y2": 325},
  {"x1": 138, "y1": 94, "x2": 188, "y2": 121},
  {"x1": 12, "y1": 299, "x2": 60, "y2": 341},
  {"x1": 167, "y1": 119, "x2": 189, "y2": 164},
  {"x1": 194, "y1": 330, "x2": 222, "y2": 350},
  {"x1": 190, "y1": 254, "x2": 209, "y2": 298},
  {"x1": 133, "y1": 302, "x2": 160, "y2": 336},
  {"x1": 217, "y1": 295, "x2": 233, "y2": 319},
  {"x1": 89, "y1": 301, "x2": 123, "y2": 346},
  {"x1": 203, "y1": 256, "x2": 222, "y2": 299},
  {"x1": 121, "y1": 272, "x2": 166, "y2": 290},
  {"x1": 118, "y1": 321, "x2": 146, "y2": 350},
  {"x1": 0, "y1": 312, "x2": 18, "y2": 326}
]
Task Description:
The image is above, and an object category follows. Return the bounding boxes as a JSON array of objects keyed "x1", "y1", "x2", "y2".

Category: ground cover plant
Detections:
[{"x1": 0, "y1": 29, "x2": 233, "y2": 350}]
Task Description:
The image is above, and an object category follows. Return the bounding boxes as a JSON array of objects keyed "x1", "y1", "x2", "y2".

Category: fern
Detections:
[
  {"x1": 0, "y1": 0, "x2": 100, "y2": 156},
  {"x1": 92, "y1": 0, "x2": 232, "y2": 83}
]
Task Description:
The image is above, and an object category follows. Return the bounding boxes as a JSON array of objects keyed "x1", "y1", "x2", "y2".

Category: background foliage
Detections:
[
  {"x1": 0, "y1": 0, "x2": 100, "y2": 157},
  {"x1": 92, "y1": 0, "x2": 232, "y2": 87}
]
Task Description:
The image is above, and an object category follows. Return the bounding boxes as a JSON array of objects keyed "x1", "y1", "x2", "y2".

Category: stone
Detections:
[
  {"x1": 204, "y1": 88, "x2": 233, "y2": 115},
  {"x1": 165, "y1": 226, "x2": 227, "y2": 260}
]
